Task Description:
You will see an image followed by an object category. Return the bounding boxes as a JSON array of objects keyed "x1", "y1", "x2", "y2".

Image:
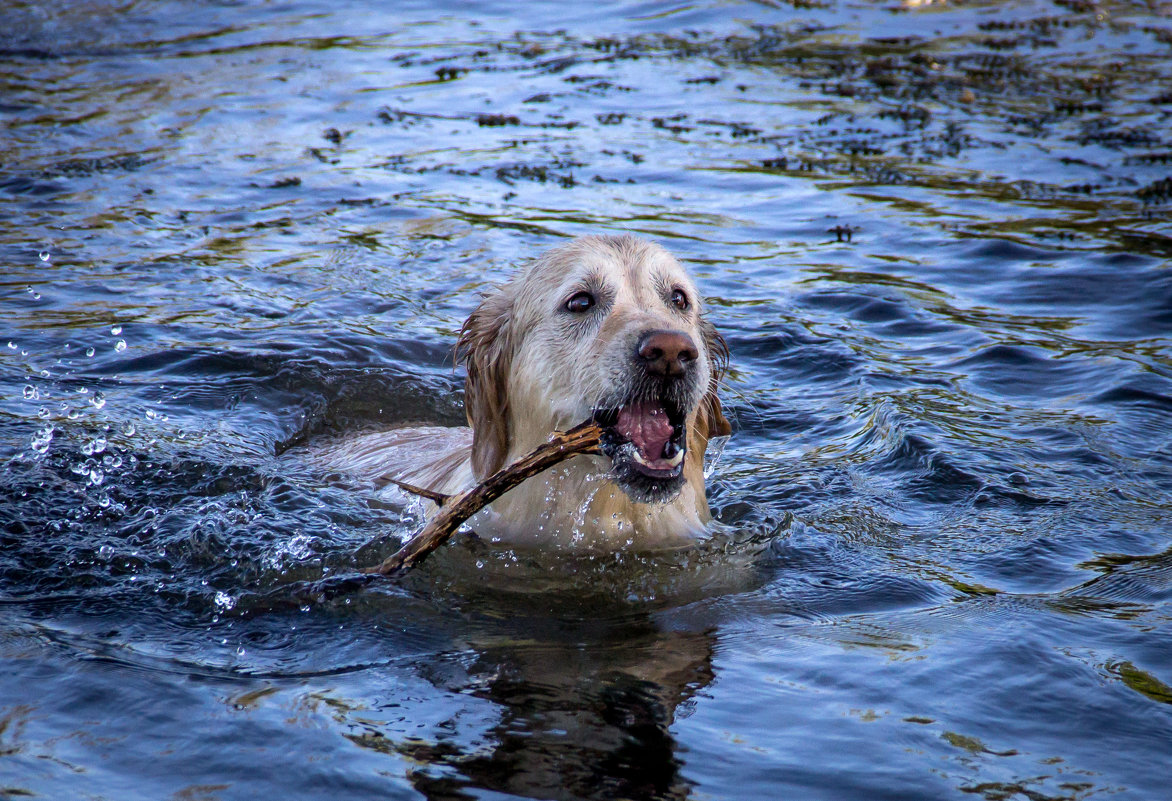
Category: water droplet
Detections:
[
  {"x1": 111, "y1": 325, "x2": 122, "y2": 335},
  {"x1": 39, "y1": 369, "x2": 50, "y2": 378},
  {"x1": 6, "y1": 342, "x2": 15, "y2": 350},
  {"x1": 114, "y1": 339, "x2": 126, "y2": 352},
  {"x1": 145, "y1": 409, "x2": 157, "y2": 420},
  {"x1": 38, "y1": 407, "x2": 49, "y2": 418},
  {"x1": 30, "y1": 425, "x2": 54, "y2": 454},
  {"x1": 98, "y1": 544, "x2": 114, "y2": 559},
  {"x1": 90, "y1": 391, "x2": 106, "y2": 409},
  {"x1": 39, "y1": 251, "x2": 50, "y2": 262},
  {"x1": 23, "y1": 385, "x2": 38, "y2": 400},
  {"x1": 704, "y1": 434, "x2": 729, "y2": 479},
  {"x1": 85, "y1": 347, "x2": 95, "y2": 357},
  {"x1": 122, "y1": 421, "x2": 136, "y2": 436},
  {"x1": 214, "y1": 591, "x2": 237, "y2": 611},
  {"x1": 98, "y1": 493, "x2": 111, "y2": 508}
]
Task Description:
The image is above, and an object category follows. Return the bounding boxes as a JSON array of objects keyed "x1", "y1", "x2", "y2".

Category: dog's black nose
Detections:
[{"x1": 637, "y1": 330, "x2": 698, "y2": 377}]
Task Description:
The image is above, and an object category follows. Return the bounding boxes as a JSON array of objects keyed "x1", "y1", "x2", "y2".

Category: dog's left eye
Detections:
[
  {"x1": 565, "y1": 291, "x2": 596, "y2": 313},
  {"x1": 671, "y1": 288, "x2": 690, "y2": 311}
]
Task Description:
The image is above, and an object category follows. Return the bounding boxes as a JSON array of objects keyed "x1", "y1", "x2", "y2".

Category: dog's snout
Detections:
[{"x1": 637, "y1": 330, "x2": 698, "y2": 378}]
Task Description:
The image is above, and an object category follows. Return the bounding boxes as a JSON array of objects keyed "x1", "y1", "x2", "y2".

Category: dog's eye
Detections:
[
  {"x1": 671, "y1": 288, "x2": 690, "y2": 311},
  {"x1": 565, "y1": 291, "x2": 595, "y2": 313}
]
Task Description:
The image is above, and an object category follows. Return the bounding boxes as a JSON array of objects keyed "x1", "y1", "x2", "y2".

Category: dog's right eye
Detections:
[{"x1": 565, "y1": 291, "x2": 595, "y2": 313}]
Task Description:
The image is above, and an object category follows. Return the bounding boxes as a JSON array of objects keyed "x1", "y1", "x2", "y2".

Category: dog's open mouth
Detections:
[{"x1": 594, "y1": 400, "x2": 688, "y2": 502}]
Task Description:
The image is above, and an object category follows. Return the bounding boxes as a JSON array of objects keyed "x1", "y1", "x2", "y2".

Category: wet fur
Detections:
[{"x1": 325, "y1": 234, "x2": 729, "y2": 550}]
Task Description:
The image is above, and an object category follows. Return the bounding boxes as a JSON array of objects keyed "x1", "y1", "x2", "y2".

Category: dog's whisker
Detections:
[{"x1": 719, "y1": 381, "x2": 768, "y2": 431}]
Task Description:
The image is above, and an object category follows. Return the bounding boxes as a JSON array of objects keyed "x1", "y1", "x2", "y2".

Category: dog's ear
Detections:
[
  {"x1": 696, "y1": 316, "x2": 732, "y2": 444},
  {"x1": 457, "y1": 290, "x2": 515, "y2": 479}
]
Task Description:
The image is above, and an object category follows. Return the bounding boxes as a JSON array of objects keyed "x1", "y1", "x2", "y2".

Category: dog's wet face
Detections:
[
  {"x1": 592, "y1": 324, "x2": 705, "y2": 503},
  {"x1": 505, "y1": 237, "x2": 713, "y2": 504}
]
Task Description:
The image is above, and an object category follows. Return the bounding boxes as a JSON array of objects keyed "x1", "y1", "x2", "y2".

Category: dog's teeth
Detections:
[
  {"x1": 631, "y1": 448, "x2": 684, "y2": 469},
  {"x1": 662, "y1": 439, "x2": 685, "y2": 467}
]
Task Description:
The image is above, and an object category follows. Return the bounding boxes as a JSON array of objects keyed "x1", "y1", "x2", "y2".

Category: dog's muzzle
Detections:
[{"x1": 594, "y1": 329, "x2": 700, "y2": 503}]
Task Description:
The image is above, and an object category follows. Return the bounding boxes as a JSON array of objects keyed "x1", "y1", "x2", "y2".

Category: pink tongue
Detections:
[{"x1": 615, "y1": 401, "x2": 673, "y2": 462}]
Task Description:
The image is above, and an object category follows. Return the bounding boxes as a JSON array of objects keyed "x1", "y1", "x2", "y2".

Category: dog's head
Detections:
[{"x1": 458, "y1": 234, "x2": 730, "y2": 503}]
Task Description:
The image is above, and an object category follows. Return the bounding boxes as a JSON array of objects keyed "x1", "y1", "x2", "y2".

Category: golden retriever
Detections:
[{"x1": 321, "y1": 234, "x2": 730, "y2": 550}]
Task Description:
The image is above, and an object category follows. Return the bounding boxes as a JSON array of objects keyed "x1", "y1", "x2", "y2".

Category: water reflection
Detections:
[{"x1": 361, "y1": 608, "x2": 714, "y2": 801}]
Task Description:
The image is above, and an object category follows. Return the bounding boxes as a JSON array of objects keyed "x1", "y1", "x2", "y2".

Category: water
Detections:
[{"x1": 2, "y1": 0, "x2": 1170, "y2": 798}]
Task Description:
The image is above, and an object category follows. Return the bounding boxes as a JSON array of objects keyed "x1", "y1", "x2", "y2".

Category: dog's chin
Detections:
[{"x1": 594, "y1": 400, "x2": 689, "y2": 504}]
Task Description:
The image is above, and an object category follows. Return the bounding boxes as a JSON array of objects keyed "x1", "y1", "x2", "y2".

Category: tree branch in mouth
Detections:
[{"x1": 365, "y1": 419, "x2": 604, "y2": 577}]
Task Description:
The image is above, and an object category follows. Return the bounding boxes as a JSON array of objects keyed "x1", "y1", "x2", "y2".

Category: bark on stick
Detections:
[{"x1": 365, "y1": 419, "x2": 604, "y2": 577}]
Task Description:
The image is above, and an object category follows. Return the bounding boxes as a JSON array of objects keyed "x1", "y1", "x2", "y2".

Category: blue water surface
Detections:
[{"x1": 2, "y1": 1, "x2": 1170, "y2": 799}]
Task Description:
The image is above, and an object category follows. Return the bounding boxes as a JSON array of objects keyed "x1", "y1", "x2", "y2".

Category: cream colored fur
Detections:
[{"x1": 320, "y1": 234, "x2": 729, "y2": 551}]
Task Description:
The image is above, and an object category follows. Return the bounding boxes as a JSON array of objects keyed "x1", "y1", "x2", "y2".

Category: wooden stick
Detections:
[
  {"x1": 363, "y1": 419, "x2": 604, "y2": 577},
  {"x1": 374, "y1": 475, "x2": 452, "y2": 505}
]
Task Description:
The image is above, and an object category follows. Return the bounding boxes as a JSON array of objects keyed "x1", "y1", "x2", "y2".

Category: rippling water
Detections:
[{"x1": 2, "y1": 1, "x2": 1171, "y2": 799}]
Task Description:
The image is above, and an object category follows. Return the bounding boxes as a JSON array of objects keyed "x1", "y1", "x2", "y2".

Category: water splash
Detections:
[
  {"x1": 264, "y1": 532, "x2": 317, "y2": 570},
  {"x1": 29, "y1": 425, "x2": 54, "y2": 454},
  {"x1": 81, "y1": 435, "x2": 107, "y2": 456},
  {"x1": 704, "y1": 434, "x2": 729, "y2": 479}
]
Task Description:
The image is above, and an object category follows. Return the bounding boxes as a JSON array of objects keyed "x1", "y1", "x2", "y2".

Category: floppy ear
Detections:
[
  {"x1": 696, "y1": 316, "x2": 732, "y2": 445},
  {"x1": 457, "y1": 290, "x2": 515, "y2": 479}
]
